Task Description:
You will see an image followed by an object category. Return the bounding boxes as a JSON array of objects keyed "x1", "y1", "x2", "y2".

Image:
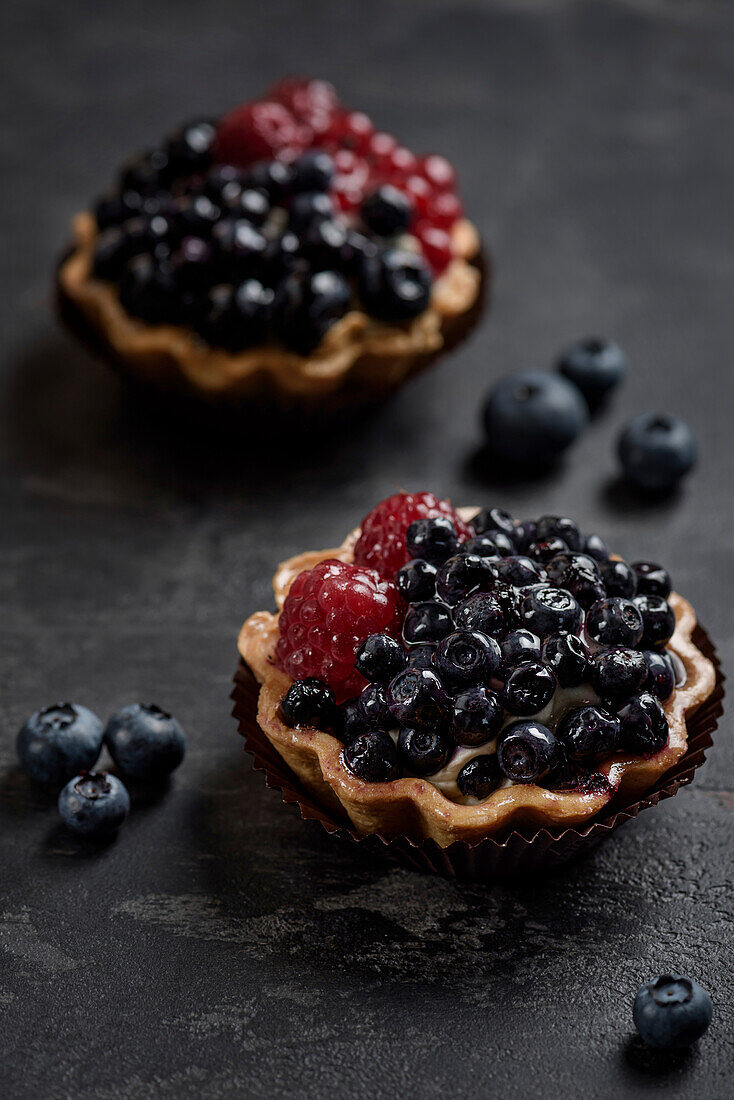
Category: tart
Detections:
[
  {"x1": 237, "y1": 493, "x2": 717, "y2": 847},
  {"x1": 57, "y1": 78, "x2": 484, "y2": 405}
]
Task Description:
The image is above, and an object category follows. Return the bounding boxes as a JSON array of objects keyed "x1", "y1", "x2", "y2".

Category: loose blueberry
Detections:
[
  {"x1": 396, "y1": 559, "x2": 438, "y2": 604},
  {"x1": 500, "y1": 629, "x2": 542, "y2": 672},
  {"x1": 618, "y1": 692, "x2": 669, "y2": 754},
  {"x1": 632, "y1": 561, "x2": 672, "y2": 599},
  {"x1": 582, "y1": 533, "x2": 610, "y2": 562},
  {"x1": 436, "y1": 554, "x2": 495, "y2": 606},
  {"x1": 451, "y1": 687, "x2": 504, "y2": 747},
  {"x1": 556, "y1": 338, "x2": 627, "y2": 406},
  {"x1": 482, "y1": 371, "x2": 588, "y2": 467},
  {"x1": 387, "y1": 668, "x2": 449, "y2": 729},
  {"x1": 403, "y1": 602, "x2": 454, "y2": 645},
  {"x1": 355, "y1": 634, "x2": 407, "y2": 684},
  {"x1": 17, "y1": 703, "x2": 103, "y2": 786},
  {"x1": 618, "y1": 413, "x2": 697, "y2": 493},
  {"x1": 433, "y1": 630, "x2": 501, "y2": 688},
  {"x1": 406, "y1": 516, "x2": 459, "y2": 565},
  {"x1": 501, "y1": 661, "x2": 556, "y2": 716},
  {"x1": 521, "y1": 585, "x2": 583, "y2": 637},
  {"x1": 361, "y1": 185, "x2": 413, "y2": 237},
  {"x1": 358, "y1": 248, "x2": 432, "y2": 322},
  {"x1": 273, "y1": 269, "x2": 351, "y2": 354},
  {"x1": 454, "y1": 592, "x2": 506, "y2": 640},
  {"x1": 634, "y1": 595, "x2": 676, "y2": 650},
  {"x1": 633, "y1": 975, "x2": 712, "y2": 1049},
  {"x1": 343, "y1": 730, "x2": 400, "y2": 781},
  {"x1": 535, "y1": 515, "x2": 582, "y2": 551},
  {"x1": 590, "y1": 647, "x2": 647, "y2": 699},
  {"x1": 542, "y1": 634, "x2": 590, "y2": 688},
  {"x1": 643, "y1": 649, "x2": 676, "y2": 701},
  {"x1": 585, "y1": 598, "x2": 644, "y2": 648},
  {"x1": 281, "y1": 678, "x2": 336, "y2": 729},
  {"x1": 57, "y1": 771, "x2": 130, "y2": 838},
  {"x1": 456, "y1": 754, "x2": 502, "y2": 800},
  {"x1": 600, "y1": 559, "x2": 637, "y2": 599},
  {"x1": 557, "y1": 705, "x2": 621, "y2": 758},
  {"x1": 290, "y1": 150, "x2": 334, "y2": 193},
  {"x1": 104, "y1": 704, "x2": 186, "y2": 781},
  {"x1": 397, "y1": 727, "x2": 453, "y2": 776},
  {"x1": 497, "y1": 721, "x2": 560, "y2": 782}
]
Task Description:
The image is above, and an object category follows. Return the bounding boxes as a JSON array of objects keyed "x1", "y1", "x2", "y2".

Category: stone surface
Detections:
[{"x1": 1, "y1": 0, "x2": 733, "y2": 1096}]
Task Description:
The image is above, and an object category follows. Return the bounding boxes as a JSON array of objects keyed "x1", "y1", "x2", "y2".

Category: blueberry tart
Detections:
[
  {"x1": 57, "y1": 78, "x2": 484, "y2": 405},
  {"x1": 237, "y1": 493, "x2": 717, "y2": 846}
]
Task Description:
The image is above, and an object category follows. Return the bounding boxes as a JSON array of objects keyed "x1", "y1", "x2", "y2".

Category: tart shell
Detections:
[{"x1": 236, "y1": 514, "x2": 718, "y2": 851}]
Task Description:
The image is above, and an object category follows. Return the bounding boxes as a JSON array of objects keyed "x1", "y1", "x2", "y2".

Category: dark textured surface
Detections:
[{"x1": 1, "y1": 1, "x2": 733, "y2": 1096}]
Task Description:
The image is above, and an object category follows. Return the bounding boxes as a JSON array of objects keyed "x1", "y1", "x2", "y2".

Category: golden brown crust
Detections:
[
  {"x1": 57, "y1": 212, "x2": 483, "y2": 403},
  {"x1": 237, "y1": 513, "x2": 716, "y2": 847}
]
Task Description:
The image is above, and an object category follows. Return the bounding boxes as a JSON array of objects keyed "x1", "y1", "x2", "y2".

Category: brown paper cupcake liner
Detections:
[{"x1": 231, "y1": 624, "x2": 723, "y2": 880}]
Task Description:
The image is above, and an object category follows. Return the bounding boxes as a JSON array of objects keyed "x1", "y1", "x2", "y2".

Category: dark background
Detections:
[{"x1": 2, "y1": 1, "x2": 733, "y2": 1096}]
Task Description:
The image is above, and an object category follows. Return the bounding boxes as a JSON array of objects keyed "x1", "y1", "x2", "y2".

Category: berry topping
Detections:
[
  {"x1": 406, "y1": 516, "x2": 460, "y2": 565},
  {"x1": 275, "y1": 559, "x2": 403, "y2": 703},
  {"x1": 472, "y1": 507, "x2": 517, "y2": 540},
  {"x1": 396, "y1": 559, "x2": 438, "y2": 603},
  {"x1": 600, "y1": 558, "x2": 637, "y2": 599},
  {"x1": 355, "y1": 633, "x2": 407, "y2": 684},
  {"x1": 434, "y1": 630, "x2": 501, "y2": 689},
  {"x1": 482, "y1": 370, "x2": 588, "y2": 467},
  {"x1": 280, "y1": 678, "x2": 337, "y2": 729},
  {"x1": 632, "y1": 561, "x2": 672, "y2": 598},
  {"x1": 104, "y1": 704, "x2": 186, "y2": 781},
  {"x1": 556, "y1": 705, "x2": 621, "y2": 759},
  {"x1": 643, "y1": 649, "x2": 676, "y2": 701},
  {"x1": 521, "y1": 585, "x2": 583, "y2": 637},
  {"x1": 436, "y1": 554, "x2": 495, "y2": 605},
  {"x1": 358, "y1": 248, "x2": 433, "y2": 321},
  {"x1": 353, "y1": 492, "x2": 470, "y2": 579},
  {"x1": 450, "y1": 687, "x2": 504, "y2": 747},
  {"x1": 454, "y1": 592, "x2": 507, "y2": 639},
  {"x1": 590, "y1": 647, "x2": 647, "y2": 699},
  {"x1": 273, "y1": 269, "x2": 351, "y2": 354},
  {"x1": 456, "y1": 754, "x2": 501, "y2": 801},
  {"x1": 500, "y1": 629, "x2": 542, "y2": 672},
  {"x1": 387, "y1": 667, "x2": 449, "y2": 729},
  {"x1": 343, "y1": 730, "x2": 400, "y2": 782},
  {"x1": 618, "y1": 413, "x2": 698, "y2": 493},
  {"x1": 361, "y1": 185, "x2": 413, "y2": 237},
  {"x1": 357, "y1": 683, "x2": 392, "y2": 728},
  {"x1": 634, "y1": 595, "x2": 676, "y2": 649},
  {"x1": 497, "y1": 722, "x2": 560, "y2": 783},
  {"x1": 215, "y1": 100, "x2": 308, "y2": 166},
  {"x1": 462, "y1": 535, "x2": 503, "y2": 559},
  {"x1": 501, "y1": 662, "x2": 556, "y2": 716},
  {"x1": 582, "y1": 533, "x2": 610, "y2": 562},
  {"x1": 542, "y1": 633, "x2": 590, "y2": 688},
  {"x1": 618, "y1": 692, "x2": 669, "y2": 754},
  {"x1": 535, "y1": 515, "x2": 582, "y2": 551},
  {"x1": 557, "y1": 338, "x2": 628, "y2": 406},
  {"x1": 403, "y1": 601, "x2": 454, "y2": 645},
  {"x1": 16, "y1": 703, "x2": 104, "y2": 787},
  {"x1": 493, "y1": 555, "x2": 544, "y2": 588},
  {"x1": 585, "y1": 597, "x2": 644, "y2": 648},
  {"x1": 58, "y1": 772, "x2": 130, "y2": 838},
  {"x1": 397, "y1": 727, "x2": 453, "y2": 776},
  {"x1": 633, "y1": 975, "x2": 713, "y2": 1050}
]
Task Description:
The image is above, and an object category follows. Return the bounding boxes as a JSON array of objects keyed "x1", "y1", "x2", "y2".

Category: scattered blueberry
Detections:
[
  {"x1": 497, "y1": 721, "x2": 560, "y2": 782},
  {"x1": 397, "y1": 727, "x2": 453, "y2": 776},
  {"x1": 281, "y1": 678, "x2": 336, "y2": 729},
  {"x1": 17, "y1": 703, "x2": 103, "y2": 786},
  {"x1": 618, "y1": 413, "x2": 698, "y2": 493},
  {"x1": 58, "y1": 771, "x2": 130, "y2": 838},
  {"x1": 104, "y1": 704, "x2": 186, "y2": 781},
  {"x1": 633, "y1": 975, "x2": 713, "y2": 1049},
  {"x1": 482, "y1": 371, "x2": 588, "y2": 466},
  {"x1": 355, "y1": 634, "x2": 407, "y2": 684},
  {"x1": 343, "y1": 730, "x2": 400, "y2": 782},
  {"x1": 556, "y1": 338, "x2": 627, "y2": 406}
]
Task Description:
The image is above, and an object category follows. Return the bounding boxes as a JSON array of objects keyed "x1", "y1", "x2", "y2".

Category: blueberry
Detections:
[
  {"x1": 528, "y1": 537, "x2": 569, "y2": 565},
  {"x1": 288, "y1": 191, "x2": 334, "y2": 232},
  {"x1": 497, "y1": 721, "x2": 560, "y2": 782},
  {"x1": 247, "y1": 159, "x2": 294, "y2": 202},
  {"x1": 406, "y1": 643, "x2": 437, "y2": 670},
  {"x1": 590, "y1": 647, "x2": 647, "y2": 699},
  {"x1": 618, "y1": 692, "x2": 669, "y2": 754},
  {"x1": 281, "y1": 678, "x2": 336, "y2": 729},
  {"x1": 451, "y1": 687, "x2": 504, "y2": 747},
  {"x1": 491, "y1": 583, "x2": 523, "y2": 630},
  {"x1": 290, "y1": 150, "x2": 334, "y2": 193},
  {"x1": 406, "y1": 517, "x2": 459, "y2": 565},
  {"x1": 632, "y1": 561, "x2": 672, "y2": 599},
  {"x1": 471, "y1": 507, "x2": 517, "y2": 541},
  {"x1": 17, "y1": 703, "x2": 103, "y2": 786},
  {"x1": 338, "y1": 701, "x2": 368, "y2": 745},
  {"x1": 57, "y1": 772, "x2": 130, "y2": 838},
  {"x1": 557, "y1": 338, "x2": 627, "y2": 406},
  {"x1": 397, "y1": 727, "x2": 453, "y2": 776},
  {"x1": 550, "y1": 562, "x2": 605, "y2": 610},
  {"x1": 231, "y1": 187, "x2": 270, "y2": 227},
  {"x1": 633, "y1": 975, "x2": 713, "y2": 1049},
  {"x1": 299, "y1": 218, "x2": 350, "y2": 270},
  {"x1": 600, "y1": 559, "x2": 637, "y2": 599},
  {"x1": 436, "y1": 554, "x2": 495, "y2": 606},
  {"x1": 387, "y1": 668, "x2": 449, "y2": 729},
  {"x1": 643, "y1": 649, "x2": 676, "y2": 701},
  {"x1": 462, "y1": 536, "x2": 502, "y2": 560},
  {"x1": 165, "y1": 120, "x2": 216, "y2": 179},
  {"x1": 434, "y1": 630, "x2": 501, "y2": 688},
  {"x1": 482, "y1": 371, "x2": 588, "y2": 466},
  {"x1": 172, "y1": 193, "x2": 221, "y2": 237},
  {"x1": 500, "y1": 629, "x2": 542, "y2": 672},
  {"x1": 343, "y1": 730, "x2": 400, "y2": 782},
  {"x1": 358, "y1": 248, "x2": 432, "y2": 322},
  {"x1": 494, "y1": 555, "x2": 544, "y2": 588},
  {"x1": 585, "y1": 598, "x2": 644, "y2": 648},
  {"x1": 225, "y1": 279, "x2": 275, "y2": 348},
  {"x1": 618, "y1": 413, "x2": 697, "y2": 492},
  {"x1": 262, "y1": 230, "x2": 302, "y2": 281},
  {"x1": 456, "y1": 755, "x2": 501, "y2": 800},
  {"x1": 557, "y1": 705, "x2": 620, "y2": 758},
  {"x1": 361, "y1": 185, "x2": 413, "y2": 237},
  {"x1": 357, "y1": 683, "x2": 392, "y2": 728},
  {"x1": 502, "y1": 661, "x2": 556, "y2": 716},
  {"x1": 535, "y1": 515, "x2": 582, "y2": 551},
  {"x1": 339, "y1": 229, "x2": 379, "y2": 277},
  {"x1": 204, "y1": 164, "x2": 249, "y2": 207},
  {"x1": 634, "y1": 595, "x2": 676, "y2": 650},
  {"x1": 542, "y1": 634, "x2": 590, "y2": 688},
  {"x1": 511, "y1": 520, "x2": 537, "y2": 553},
  {"x1": 454, "y1": 592, "x2": 506, "y2": 640},
  {"x1": 104, "y1": 704, "x2": 186, "y2": 781},
  {"x1": 521, "y1": 585, "x2": 583, "y2": 636},
  {"x1": 93, "y1": 228, "x2": 136, "y2": 282},
  {"x1": 213, "y1": 219, "x2": 268, "y2": 279},
  {"x1": 582, "y1": 533, "x2": 610, "y2": 562},
  {"x1": 403, "y1": 601, "x2": 454, "y2": 645},
  {"x1": 120, "y1": 148, "x2": 171, "y2": 194},
  {"x1": 355, "y1": 634, "x2": 407, "y2": 684},
  {"x1": 396, "y1": 559, "x2": 438, "y2": 604},
  {"x1": 545, "y1": 551, "x2": 600, "y2": 585},
  {"x1": 273, "y1": 269, "x2": 351, "y2": 355},
  {"x1": 119, "y1": 255, "x2": 181, "y2": 324}
]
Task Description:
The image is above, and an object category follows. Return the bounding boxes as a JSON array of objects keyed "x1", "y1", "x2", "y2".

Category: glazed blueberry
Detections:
[
  {"x1": 618, "y1": 691, "x2": 669, "y2": 754},
  {"x1": 634, "y1": 595, "x2": 676, "y2": 649},
  {"x1": 281, "y1": 678, "x2": 336, "y2": 729},
  {"x1": 557, "y1": 705, "x2": 621, "y2": 758},
  {"x1": 358, "y1": 248, "x2": 432, "y2": 322},
  {"x1": 471, "y1": 507, "x2": 517, "y2": 541},
  {"x1": 521, "y1": 585, "x2": 583, "y2": 637},
  {"x1": 643, "y1": 649, "x2": 676, "y2": 701},
  {"x1": 497, "y1": 721, "x2": 560, "y2": 782},
  {"x1": 535, "y1": 516, "x2": 582, "y2": 551},
  {"x1": 585, "y1": 598, "x2": 644, "y2": 648},
  {"x1": 406, "y1": 643, "x2": 437, "y2": 670},
  {"x1": 165, "y1": 120, "x2": 215, "y2": 179},
  {"x1": 618, "y1": 413, "x2": 698, "y2": 493},
  {"x1": 456, "y1": 754, "x2": 502, "y2": 800},
  {"x1": 396, "y1": 559, "x2": 438, "y2": 604},
  {"x1": 500, "y1": 629, "x2": 542, "y2": 672},
  {"x1": 17, "y1": 703, "x2": 103, "y2": 786},
  {"x1": 213, "y1": 219, "x2": 268, "y2": 279},
  {"x1": 600, "y1": 558, "x2": 637, "y2": 599},
  {"x1": 553, "y1": 562, "x2": 606, "y2": 610},
  {"x1": 288, "y1": 190, "x2": 334, "y2": 232},
  {"x1": 231, "y1": 187, "x2": 270, "y2": 227},
  {"x1": 501, "y1": 661, "x2": 556, "y2": 716},
  {"x1": 494, "y1": 555, "x2": 544, "y2": 588},
  {"x1": 355, "y1": 634, "x2": 407, "y2": 684},
  {"x1": 542, "y1": 634, "x2": 590, "y2": 688},
  {"x1": 361, "y1": 185, "x2": 413, "y2": 237},
  {"x1": 338, "y1": 700, "x2": 367, "y2": 745},
  {"x1": 462, "y1": 536, "x2": 502, "y2": 560},
  {"x1": 339, "y1": 229, "x2": 379, "y2": 277},
  {"x1": 397, "y1": 726, "x2": 453, "y2": 776},
  {"x1": 247, "y1": 159, "x2": 294, "y2": 201},
  {"x1": 451, "y1": 687, "x2": 504, "y2": 747},
  {"x1": 454, "y1": 592, "x2": 506, "y2": 640},
  {"x1": 119, "y1": 255, "x2": 180, "y2": 324},
  {"x1": 482, "y1": 371, "x2": 588, "y2": 466},
  {"x1": 343, "y1": 730, "x2": 400, "y2": 782},
  {"x1": 511, "y1": 520, "x2": 537, "y2": 553},
  {"x1": 58, "y1": 772, "x2": 130, "y2": 838},
  {"x1": 173, "y1": 193, "x2": 221, "y2": 237},
  {"x1": 632, "y1": 561, "x2": 672, "y2": 599},
  {"x1": 273, "y1": 269, "x2": 351, "y2": 354},
  {"x1": 434, "y1": 630, "x2": 501, "y2": 688},
  {"x1": 545, "y1": 551, "x2": 600, "y2": 585},
  {"x1": 436, "y1": 554, "x2": 495, "y2": 606},
  {"x1": 557, "y1": 338, "x2": 628, "y2": 405},
  {"x1": 290, "y1": 150, "x2": 334, "y2": 193},
  {"x1": 262, "y1": 230, "x2": 301, "y2": 281},
  {"x1": 104, "y1": 703, "x2": 186, "y2": 781},
  {"x1": 590, "y1": 647, "x2": 647, "y2": 699},
  {"x1": 299, "y1": 218, "x2": 350, "y2": 269},
  {"x1": 120, "y1": 148, "x2": 170, "y2": 195},
  {"x1": 528, "y1": 537, "x2": 569, "y2": 565},
  {"x1": 491, "y1": 583, "x2": 523, "y2": 630},
  {"x1": 633, "y1": 975, "x2": 713, "y2": 1049},
  {"x1": 196, "y1": 280, "x2": 274, "y2": 351},
  {"x1": 406, "y1": 517, "x2": 459, "y2": 565},
  {"x1": 204, "y1": 164, "x2": 248, "y2": 207},
  {"x1": 357, "y1": 683, "x2": 392, "y2": 728},
  {"x1": 582, "y1": 533, "x2": 610, "y2": 562},
  {"x1": 387, "y1": 668, "x2": 449, "y2": 729},
  {"x1": 403, "y1": 602, "x2": 454, "y2": 645}
]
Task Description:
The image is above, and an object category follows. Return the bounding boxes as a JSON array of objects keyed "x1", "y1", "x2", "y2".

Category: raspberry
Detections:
[
  {"x1": 354, "y1": 492, "x2": 472, "y2": 579},
  {"x1": 215, "y1": 100, "x2": 308, "y2": 167},
  {"x1": 275, "y1": 559, "x2": 404, "y2": 703},
  {"x1": 419, "y1": 153, "x2": 457, "y2": 193},
  {"x1": 267, "y1": 77, "x2": 340, "y2": 141},
  {"x1": 413, "y1": 221, "x2": 454, "y2": 273}
]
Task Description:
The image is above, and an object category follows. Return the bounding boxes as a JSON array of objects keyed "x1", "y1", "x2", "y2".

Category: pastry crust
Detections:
[
  {"x1": 237, "y1": 511, "x2": 716, "y2": 846},
  {"x1": 57, "y1": 213, "x2": 484, "y2": 403}
]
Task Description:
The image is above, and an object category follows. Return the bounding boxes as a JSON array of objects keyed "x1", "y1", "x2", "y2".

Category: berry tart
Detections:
[
  {"x1": 237, "y1": 493, "x2": 718, "y2": 850},
  {"x1": 57, "y1": 79, "x2": 484, "y2": 406}
]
